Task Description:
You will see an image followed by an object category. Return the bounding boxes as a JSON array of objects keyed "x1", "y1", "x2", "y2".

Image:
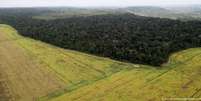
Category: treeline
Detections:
[{"x1": 0, "y1": 10, "x2": 201, "y2": 66}]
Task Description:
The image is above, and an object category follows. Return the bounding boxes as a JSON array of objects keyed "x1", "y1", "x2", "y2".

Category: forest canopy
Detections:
[{"x1": 0, "y1": 8, "x2": 201, "y2": 66}]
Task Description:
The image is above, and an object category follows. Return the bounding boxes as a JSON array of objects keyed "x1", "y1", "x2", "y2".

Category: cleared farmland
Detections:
[
  {"x1": 0, "y1": 24, "x2": 201, "y2": 101},
  {"x1": 49, "y1": 48, "x2": 201, "y2": 101},
  {"x1": 0, "y1": 25, "x2": 66, "y2": 101},
  {"x1": 0, "y1": 25, "x2": 135, "y2": 101}
]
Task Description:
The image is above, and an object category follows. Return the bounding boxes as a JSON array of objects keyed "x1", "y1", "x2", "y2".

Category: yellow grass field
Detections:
[{"x1": 0, "y1": 24, "x2": 201, "y2": 101}]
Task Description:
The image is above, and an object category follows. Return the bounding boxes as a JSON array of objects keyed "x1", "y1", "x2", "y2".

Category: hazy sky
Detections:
[{"x1": 0, "y1": 0, "x2": 200, "y2": 7}]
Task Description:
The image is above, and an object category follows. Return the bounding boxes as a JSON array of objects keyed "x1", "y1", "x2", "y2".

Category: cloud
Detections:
[{"x1": 0, "y1": 0, "x2": 200, "y2": 7}]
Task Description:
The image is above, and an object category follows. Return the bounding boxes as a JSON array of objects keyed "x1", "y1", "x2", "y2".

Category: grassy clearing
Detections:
[
  {"x1": 49, "y1": 48, "x2": 201, "y2": 101},
  {"x1": 0, "y1": 24, "x2": 201, "y2": 101}
]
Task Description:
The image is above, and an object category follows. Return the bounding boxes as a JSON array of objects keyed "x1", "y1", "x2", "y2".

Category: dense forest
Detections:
[{"x1": 0, "y1": 8, "x2": 201, "y2": 66}]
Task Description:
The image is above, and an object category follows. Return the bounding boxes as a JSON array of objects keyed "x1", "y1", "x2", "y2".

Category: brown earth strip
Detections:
[
  {"x1": 0, "y1": 31, "x2": 66, "y2": 101},
  {"x1": 0, "y1": 73, "x2": 12, "y2": 101}
]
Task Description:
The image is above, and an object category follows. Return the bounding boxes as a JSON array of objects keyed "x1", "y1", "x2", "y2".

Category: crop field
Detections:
[{"x1": 0, "y1": 24, "x2": 201, "y2": 101}]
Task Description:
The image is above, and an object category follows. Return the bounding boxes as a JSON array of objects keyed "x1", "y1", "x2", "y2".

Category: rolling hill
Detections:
[
  {"x1": 124, "y1": 6, "x2": 181, "y2": 19},
  {"x1": 26, "y1": 6, "x2": 201, "y2": 21},
  {"x1": 0, "y1": 25, "x2": 201, "y2": 101},
  {"x1": 49, "y1": 48, "x2": 201, "y2": 101},
  {"x1": 0, "y1": 25, "x2": 137, "y2": 101},
  {"x1": 32, "y1": 7, "x2": 125, "y2": 20}
]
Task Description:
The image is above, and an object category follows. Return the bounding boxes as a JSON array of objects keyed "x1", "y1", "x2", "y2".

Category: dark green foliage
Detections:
[{"x1": 0, "y1": 8, "x2": 201, "y2": 66}]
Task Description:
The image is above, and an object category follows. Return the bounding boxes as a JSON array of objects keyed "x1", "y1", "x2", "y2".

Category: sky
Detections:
[{"x1": 0, "y1": 0, "x2": 200, "y2": 7}]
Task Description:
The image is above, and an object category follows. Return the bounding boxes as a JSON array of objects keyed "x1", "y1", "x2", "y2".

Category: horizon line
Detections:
[{"x1": 0, "y1": 3, "x2": 200, "y2": 8}]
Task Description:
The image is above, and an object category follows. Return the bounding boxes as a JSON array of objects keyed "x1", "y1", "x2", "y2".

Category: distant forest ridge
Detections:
[
  {"x1": 1, "y1": 6, "x2": 201, "y2": 20},
  {"x1": 0, "y1": 8, "x2": 201, "y2": 66}
]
